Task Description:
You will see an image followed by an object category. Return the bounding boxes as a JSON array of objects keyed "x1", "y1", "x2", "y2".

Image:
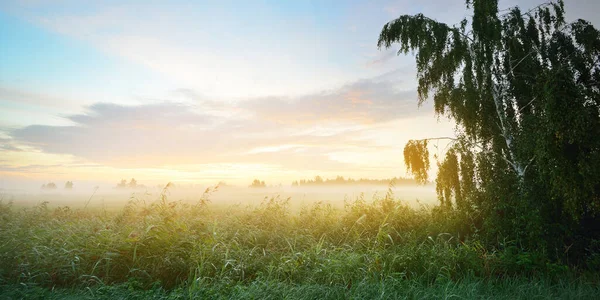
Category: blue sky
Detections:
[{"x1": 0, "y1": 0, "x2": 598, "y2": 188}]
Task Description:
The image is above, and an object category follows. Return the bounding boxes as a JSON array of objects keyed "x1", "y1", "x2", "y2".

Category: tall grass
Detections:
[{"x1": 0, "y1": 184, "x2": 597, "y2": 297}]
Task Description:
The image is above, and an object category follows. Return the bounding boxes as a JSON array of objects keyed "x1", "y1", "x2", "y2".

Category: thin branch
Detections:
[
  {"x1": 509, "y1": 49, "x2": 537, "y2": 74},
  {"x1": 412, "y1": 136, "x2": 521, "y2": 173},
  {"x1": 499, "y1": 2, "x2": 555, "y2": 19},
  {"x1": 517, "y1": 97, "x2": 538, "y2": 113},
  {"x1": 523, "y1": 156, "x2": 536, "y2": 174}
]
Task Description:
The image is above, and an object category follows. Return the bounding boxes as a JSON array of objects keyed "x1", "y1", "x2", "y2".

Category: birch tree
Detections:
[{"x1": 379, "y1": 0, "x2": 600, "y2": 256}]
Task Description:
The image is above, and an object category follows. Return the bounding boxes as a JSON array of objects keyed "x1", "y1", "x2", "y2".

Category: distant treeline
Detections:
[
  {"x1": 291, "y1": 176, "x2": 417, "y2": 187},
  {"x1": 41, "y1": 181, "x2": 74, "y2": 190},
  {"x1": 116, "y1": 178, "x2": 147, "y2": 189}
]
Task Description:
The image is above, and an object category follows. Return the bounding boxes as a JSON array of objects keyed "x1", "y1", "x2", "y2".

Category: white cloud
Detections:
[{"x1": 7, "y1": 69, "x2": 449, "y2": 178}]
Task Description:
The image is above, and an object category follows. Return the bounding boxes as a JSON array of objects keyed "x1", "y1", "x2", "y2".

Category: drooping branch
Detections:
[
  {"x1": 407, "y1": 134, "x2": 531, "y2": 179},
  {"x1": 403, "y1": 139, "x2": 430, "y2": 184}
]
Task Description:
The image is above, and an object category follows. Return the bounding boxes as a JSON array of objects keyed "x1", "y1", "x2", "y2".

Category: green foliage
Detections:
[
  {"x1": 378, "y1": 0, "x2": 600, "y2": 261},
  {"x1": 403, "y1": 140, "x2": 430, "y2": 184},
  {"x1": 3, "y1": 276, "x2": 600, "y2": 300},
  {"x1": 3, "y1": 190, "x2": 595, "y2": 292}
]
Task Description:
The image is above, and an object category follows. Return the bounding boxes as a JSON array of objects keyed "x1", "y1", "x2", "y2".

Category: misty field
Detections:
[
  {"x1": 1, "y1": 185, "x2": 598, "y2": 299},
  {"x1": 2, "y1": 184, "x2": 438, "y2": 211}
]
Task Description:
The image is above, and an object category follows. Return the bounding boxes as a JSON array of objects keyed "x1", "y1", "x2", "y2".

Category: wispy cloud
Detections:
[
  {"x1": 366, "y1": 49, "x2": 399, "y2": 68},
  {"x1": 1, "y1": 144, "x2": 23, "y2": 152},
  {"x1": 7, "y1": 70, "x2": 437, "y2": 175},
  {"x1": 243, "y1": 69, "x2": 425, "y2": 124},
  {"x1": 0, "y1": 138, "x2": 23, "y2": 152},
  {"x1": 2, "y1": 1, "x2": 354, "y2": 98},
  {"x1": 0, "y1": 87, "x2": 80, "y2": 109}
]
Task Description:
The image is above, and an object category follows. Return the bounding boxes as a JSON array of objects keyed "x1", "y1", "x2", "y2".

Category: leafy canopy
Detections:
[{"x1": 378, "y1": 0, "x2": 600, "y2": 258}]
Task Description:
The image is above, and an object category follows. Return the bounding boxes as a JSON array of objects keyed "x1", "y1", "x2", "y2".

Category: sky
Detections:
[{"x1": 1, "y1": 0, "x2": 599, "y2": 189}]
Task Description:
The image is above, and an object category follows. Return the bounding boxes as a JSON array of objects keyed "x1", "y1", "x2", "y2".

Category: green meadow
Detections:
[{"x1": 1, "y1": 184, "x2": 598, "y2": 299}]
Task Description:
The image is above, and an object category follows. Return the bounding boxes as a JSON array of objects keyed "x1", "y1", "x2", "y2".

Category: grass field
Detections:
[
  {"x1": 3, "y1": 277, "x2": 599, "y2": 299},
  {"x1": 1, "y1": 185, "x2": 598, "y2": 299}
]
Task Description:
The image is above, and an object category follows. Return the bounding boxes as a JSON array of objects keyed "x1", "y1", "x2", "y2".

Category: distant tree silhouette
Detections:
[
  {"x1": 41, "y1": 182, "x2": 57, "y2": 190},
  {"x1": 314, "y1": 176, "x2": 323, "y2": 184},
  {"x1": 64, "y1": 181, "x2": 74, "y2": 189},
  {"x1": 249, "y1": 179, "x2": 266, "y2": 188},
  {"x1": 128, "y1": 178, "x2": 137, "y2": 188},
  {"x1": 291, "y1": 176, "x2": 417, "y2": 187},
  {"x1": 116, "y1": 178, "x2": 145, "y2": 189},
  {"x1": 218, "y1": 181, "x2": 230, "y2": 188},
  {"x1": 116, "y1": 179, "x2": 128, "y2": 189}
]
